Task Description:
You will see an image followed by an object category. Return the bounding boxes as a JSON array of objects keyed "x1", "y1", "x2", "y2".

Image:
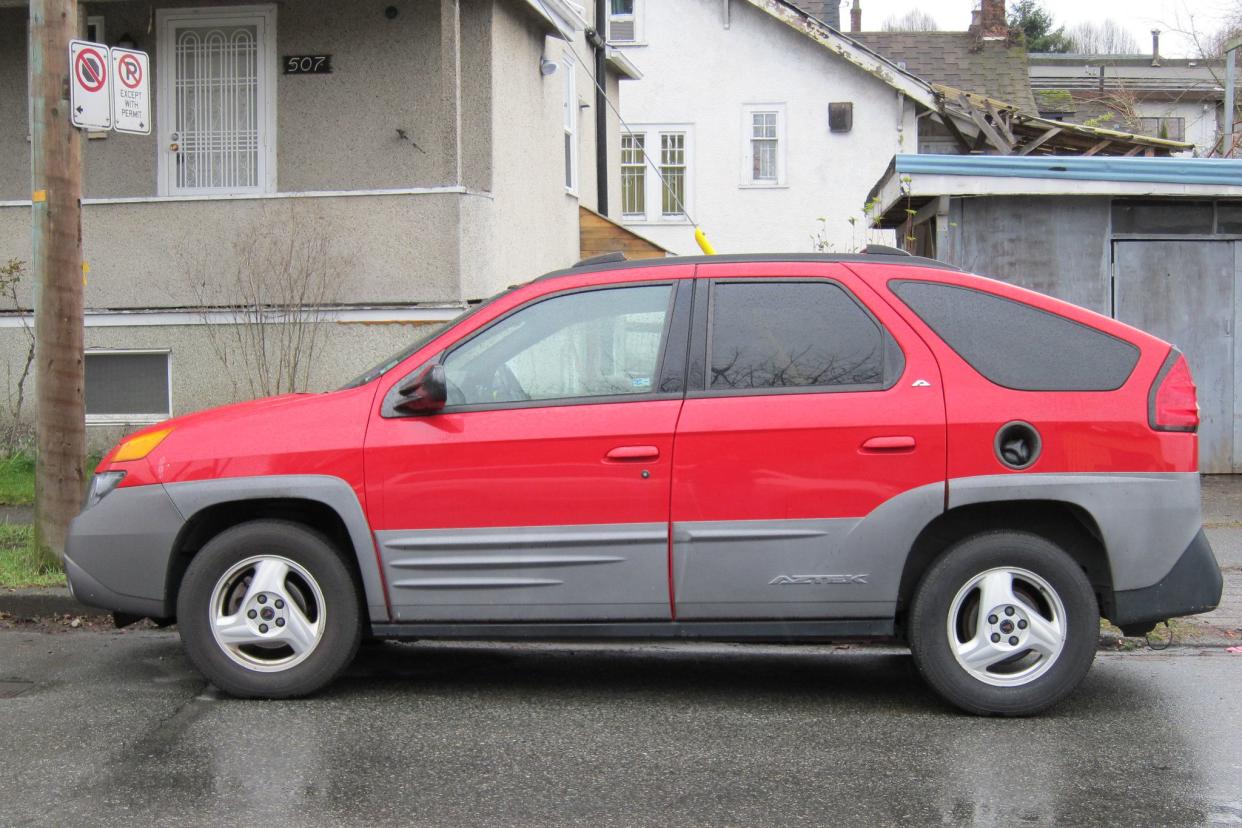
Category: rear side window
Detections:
[
  {"x1": 708, "y1": 281, "x2": 894, "y2": 391},
  {"x1": 891, "y1": 280, "x2": 1139, "y2": 391}
]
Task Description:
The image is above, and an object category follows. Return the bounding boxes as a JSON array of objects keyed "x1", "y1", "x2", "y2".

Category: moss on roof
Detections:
[{"x1": 1034, "y1": 88, "x2": 1076, "y2": 114}]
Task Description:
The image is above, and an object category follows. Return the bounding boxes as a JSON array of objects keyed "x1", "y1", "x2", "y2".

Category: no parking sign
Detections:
[
  {"x1": 110, "y1": 48, "x2": 150, "y2": 135},
  {"x1": 69, "y1": 40, "x2": 110, "y2": 129}
]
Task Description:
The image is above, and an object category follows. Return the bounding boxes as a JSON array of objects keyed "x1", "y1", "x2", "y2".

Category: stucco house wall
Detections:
[
  {"x1": 616, "y1": 0, "x2": 916, "y2": 255},
  {"x1": 0, "y1": 0, "x2": 609, "y2": 450}
]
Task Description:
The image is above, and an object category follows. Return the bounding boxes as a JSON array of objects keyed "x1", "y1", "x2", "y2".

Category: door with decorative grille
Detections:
[{"x1": 157, "y1": 7, "x2": 274, "y2": 195}]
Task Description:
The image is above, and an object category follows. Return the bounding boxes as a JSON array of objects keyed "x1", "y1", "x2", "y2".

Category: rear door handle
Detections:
[
  {"x1": 860, "y1": 436, "x2": 917, "y2": 452},
  {"x1": 606, "y1": 445, "x2": 660, "y2": 461}
]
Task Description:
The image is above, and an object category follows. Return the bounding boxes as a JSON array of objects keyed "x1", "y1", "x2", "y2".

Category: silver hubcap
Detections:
[
  {"x1": 947, "y1": 566, "x2": 1067, "y2": 687},
  {"x1": 209, "y1": 555, "x2": 326, "y2": 673}
]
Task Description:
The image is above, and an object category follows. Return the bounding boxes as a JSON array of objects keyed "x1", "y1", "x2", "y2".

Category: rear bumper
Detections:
[
  {"x1": 64, "y1": 484, "x2": 185, "y2": 618},
  {"x1": 1109, "y1": 529, "x2": 1223, "y2": 635}
]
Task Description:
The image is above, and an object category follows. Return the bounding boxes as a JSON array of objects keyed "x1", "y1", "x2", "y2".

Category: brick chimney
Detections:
[
  {"x1": 976, "y1": 0, "x2": 1007, "y2": 40},
  {"x1": 850, "y1": 0, "x2": 861, "y2": 32}
]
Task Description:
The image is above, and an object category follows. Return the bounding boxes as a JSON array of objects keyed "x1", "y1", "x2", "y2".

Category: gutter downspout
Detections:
[{"x1": 591, "y1": 0, "x2": 610, "y2": 216}]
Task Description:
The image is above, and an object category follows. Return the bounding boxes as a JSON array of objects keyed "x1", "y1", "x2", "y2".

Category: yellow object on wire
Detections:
[{"x1": 694, "y1": 227, "x2": 716, "y2": 256}]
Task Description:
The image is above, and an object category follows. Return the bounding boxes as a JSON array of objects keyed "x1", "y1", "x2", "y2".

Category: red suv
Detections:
[{"x1": 65, "y1": 252, "x2": 1223, "y2": 715}]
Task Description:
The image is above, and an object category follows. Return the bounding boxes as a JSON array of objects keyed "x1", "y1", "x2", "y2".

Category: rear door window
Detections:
[
  {"x1": 707, "y1": 280, "x2": 898, "y2": 391},
  {"x1": 891, "y1": 280, "x2": 1139, "y2": 391}
]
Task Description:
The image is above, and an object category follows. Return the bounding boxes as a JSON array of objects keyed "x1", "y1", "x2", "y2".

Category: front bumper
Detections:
[
  {"x1": 1109, "y1": 529, "x2": 1224, "y2": 636},
  {"x1": 64, "y1": 483, "x2": 186, "y2": 618}
]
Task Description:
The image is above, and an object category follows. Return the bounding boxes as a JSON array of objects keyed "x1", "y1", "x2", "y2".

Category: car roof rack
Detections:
[
  {"x1": 572, "y1": 251, "x2": 628, "y2": 269},
  {"x1": 861, "y1": 244, "x2": 912, "y2": 257}
]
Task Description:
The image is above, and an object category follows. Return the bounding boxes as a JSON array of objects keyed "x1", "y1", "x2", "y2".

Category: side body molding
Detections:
[{"x1": 163, "y1": 475, "x2": 389, "y2": 622}]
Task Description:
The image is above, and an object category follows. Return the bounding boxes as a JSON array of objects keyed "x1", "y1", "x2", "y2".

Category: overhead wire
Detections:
[{"x1": 530, "y1": 0, "x2": 702, "y2": 231}]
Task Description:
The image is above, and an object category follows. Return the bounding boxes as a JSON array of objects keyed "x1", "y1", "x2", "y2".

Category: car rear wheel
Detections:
[
  {"x1": 177, "y1": 520, "x2": 362, "y2": 699},
  {"x1": 908, "y1": 531, "x2": 1098, "y2": 716}
]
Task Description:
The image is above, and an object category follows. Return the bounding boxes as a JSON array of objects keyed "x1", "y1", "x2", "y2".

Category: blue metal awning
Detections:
[{"x1": 893, "y1": 155, "x2": 1242, "y2": 187}]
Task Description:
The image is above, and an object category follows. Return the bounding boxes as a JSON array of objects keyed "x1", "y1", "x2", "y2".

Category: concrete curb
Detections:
[{"x1": 0, "y1": 587, "x2": 112, "y2": 620}]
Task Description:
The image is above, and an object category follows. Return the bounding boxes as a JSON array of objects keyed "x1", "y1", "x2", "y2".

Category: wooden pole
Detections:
[{"x1": 29, "y1": 0, "x2": 86, "y2": 567}]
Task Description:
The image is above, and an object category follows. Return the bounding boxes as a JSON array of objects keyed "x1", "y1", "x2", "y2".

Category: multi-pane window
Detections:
[
  {"x1": 750, "y1": 112, "x2": 778, "y2": 182},
  {"x1": 85, "y1": 351, "x2": 172, "y2": 422},
  {"x1": 741, "y1": 105, "x2": 786, "y2": 187},
  {"x1": 660, "y1": 133, "x2": 686, "y2": 217},
  {"x1": 609, "y1": 0, "x2": 639, "y2": 42},
  {"x1": 619, "y1": 125, "x2": 692, "y2": 223},
  {"x1": 621, "y1": 133, "x2": 646, "y2": 217}
]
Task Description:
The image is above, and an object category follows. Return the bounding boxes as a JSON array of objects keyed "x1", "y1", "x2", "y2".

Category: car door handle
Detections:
[
  {"x1": 605, "y1": 445, "x2": 660, "y2": 461},
  {"x1": 860, "y1": 436, "x2": 917, "y2": 452}
]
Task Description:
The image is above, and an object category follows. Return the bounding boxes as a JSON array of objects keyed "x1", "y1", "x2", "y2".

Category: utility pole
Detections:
[{"x1": 29, "y1": 0, "x2": 86, "y2": 566}]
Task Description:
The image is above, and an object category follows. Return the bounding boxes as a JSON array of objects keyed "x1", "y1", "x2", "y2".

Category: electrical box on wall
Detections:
[{"x1": 829, "y1": 102, "x2": 853, "y2": 133}]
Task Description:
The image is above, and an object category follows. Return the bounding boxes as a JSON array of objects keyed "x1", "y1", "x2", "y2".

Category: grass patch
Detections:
[
  {"x1": 0, "y1": 523, "x2": 65, "y2": 588},
  {"x1": 0, "y1": 453, "x2": 34, "y2": 506}
]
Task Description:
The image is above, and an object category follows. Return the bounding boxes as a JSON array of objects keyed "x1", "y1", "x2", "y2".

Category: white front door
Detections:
[{"x1": 156, "y1": 5, "x2": 276, "y2": 196}]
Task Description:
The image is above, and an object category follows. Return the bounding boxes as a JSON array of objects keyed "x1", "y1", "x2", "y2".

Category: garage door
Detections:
[{"x1": 1113, "y1": 240, "x2": 1240, "y2": 473}]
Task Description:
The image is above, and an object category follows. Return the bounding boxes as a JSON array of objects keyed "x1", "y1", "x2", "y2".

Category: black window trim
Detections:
[
  {"x1": 686, "y1": 276, "x2": 906, "y2": 400},
  {"x1": 889, "y1": 278, "x2": 1141, "y2": 393},
  {"x1": 382, "y1": 280, "x2": 689, "y2": 417}
]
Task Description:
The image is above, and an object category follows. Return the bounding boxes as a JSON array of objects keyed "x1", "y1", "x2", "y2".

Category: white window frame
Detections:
[
  {"x1": 155, "y1": 5, "x2": 278, "y2": 197},
  {"x1": 740, "y1": 104, "x2": 788, "y2": 189},
  {"x1": 607, "y1": 0, "x2": 644, "y2": 45},
  {"x1": 563, "y1": 50, "x2": 578, "y2": 195},
  {"x1": 619, "y1": 124, "x2": 694, "y2": 226},
  {"x1": 84, "y1": 349, "x2": 173, "y2": 425}
]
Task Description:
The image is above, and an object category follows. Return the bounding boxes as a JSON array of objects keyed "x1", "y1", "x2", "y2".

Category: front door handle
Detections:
[
  {"x1": 860, "y1": 436, "x2": 917, "y2": 452},
  {"x1": 605, "y1": 445, "x2": 660, "y2": 461}
]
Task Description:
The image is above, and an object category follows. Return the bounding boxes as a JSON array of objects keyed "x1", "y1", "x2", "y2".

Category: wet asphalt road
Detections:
[{"x1": 1, "y1": 631, "x2": 1240, "y2": 827}]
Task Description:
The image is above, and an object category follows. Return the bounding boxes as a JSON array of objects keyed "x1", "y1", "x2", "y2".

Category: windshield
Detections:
[{"x1": 339, "y1": 287, "x2": 518, "y2": 389}]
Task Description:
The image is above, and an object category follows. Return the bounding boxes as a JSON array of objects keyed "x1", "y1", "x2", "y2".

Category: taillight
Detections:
[{"x1": 1149, "y1": 350, "x2": 1198, "y2": 432}]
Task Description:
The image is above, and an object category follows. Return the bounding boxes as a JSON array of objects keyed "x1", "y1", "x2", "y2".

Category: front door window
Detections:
[{"x1": 442, "y1": 284, "x2": 673, "y2": 406}]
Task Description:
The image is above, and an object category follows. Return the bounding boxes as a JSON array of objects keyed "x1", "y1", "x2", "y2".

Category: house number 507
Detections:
[{"x1": 283, "y1": 55, "x2": 332, "y2": 74}]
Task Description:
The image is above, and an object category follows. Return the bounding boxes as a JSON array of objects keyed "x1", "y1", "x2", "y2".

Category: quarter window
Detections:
[
  {"x1": 709, "y1": 281, "x2": 886, "y2": 390},
  {"x1": 442, "y1": 285, "x2": 673, "y2": 406},
  {"x1": 891, "y1": 280, "x2": 1140, "y2": 391}
]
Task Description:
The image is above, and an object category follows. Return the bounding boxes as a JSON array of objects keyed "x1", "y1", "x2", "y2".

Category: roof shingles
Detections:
[{"x1": 850, "y1": 31, "x2": 1040, "y2": 114}]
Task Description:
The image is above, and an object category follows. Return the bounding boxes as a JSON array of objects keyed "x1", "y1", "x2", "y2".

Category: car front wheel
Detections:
[
  {"x1": 176, "y1": 520, "x2": 362, "y2": 699},
  {"x1": 908, "y1": 531, "x2": 1099, "y2": 716}
]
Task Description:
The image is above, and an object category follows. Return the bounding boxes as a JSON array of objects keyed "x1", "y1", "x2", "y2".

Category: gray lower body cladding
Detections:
[
  {"x1": 64, "y1": 483, "x2": 186, "y2": 617},
  {"x1": 375, "y1": 523, "x2": 670, "y2": 622},
  {"x1": 1110, "y1": 529, "x2": 1223, "y2": 633},
  {"x1": 62, "y1": 470, "x2": 1218, "y2": 633},
  {"x1": 65, "y1": 475, "x2": 390, "y2": 623}
]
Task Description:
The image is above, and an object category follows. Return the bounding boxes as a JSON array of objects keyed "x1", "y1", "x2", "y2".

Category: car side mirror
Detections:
[{"x1": 394, "y1": 364, "x2": 447, "y2": 414}]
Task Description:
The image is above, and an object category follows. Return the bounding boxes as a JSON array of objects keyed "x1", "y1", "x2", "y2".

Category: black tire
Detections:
[
  {"x1": 908, "y1": 531, "x2": 1098, "y2": 716},
  {"x1": 176, "y1": 520, "x2": 363, "y2": 699}
]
